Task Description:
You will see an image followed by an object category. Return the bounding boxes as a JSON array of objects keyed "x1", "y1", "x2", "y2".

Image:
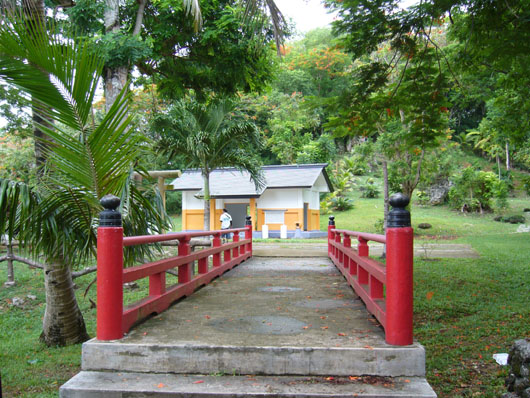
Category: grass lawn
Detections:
[{"x1": 0, "y1": 195, "x2": 529, "y2": 397}]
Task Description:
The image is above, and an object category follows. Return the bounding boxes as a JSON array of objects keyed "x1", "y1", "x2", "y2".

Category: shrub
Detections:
[
  {"x1": 521, "y1": 175, "x2": 530, "y2": 196},
  {"x1": 448, "y1": 167, "x2": 508, "y2": 212},
  {"x1": 165, "y1": 191, "x2": 182, "y2": 214},
  {"x1": 330, "y1": 196, "x2": 354, "y2": 211},
  {"x1": 359, "y1": 178, "x2": 380, "y2": 198},
  {"x1": 342, "y1": 155, "x2": 368, "y2": 176}
]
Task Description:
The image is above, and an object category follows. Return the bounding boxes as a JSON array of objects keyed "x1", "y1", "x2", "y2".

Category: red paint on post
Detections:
[
  {"x1": 149, "y1": 272, "x2": 166, "y2": 296},
  {"x1": 343, "y1": 235, "x2": 351, "y2": 272},
  {"x1": 232, "y1": 233, "x2": 240, "y2": 258},
  {"x1": 385, "y1": 226, "x2": 414, "y2": 345},
  {"x1": 178, "y1": 237, "x2": 191, "y2": 283},
  {"x1": 358, "y1": 237, "x2": 369, "y2": 257},
  {"x1": 328, "y1": 228, "x2": 335, "y2": 257},
  {"x1": 245, "y1": 225, "x2": 252, "y2": 254},
  {"x1": 97, "y1": 227, "x2": 124, "y2": 340},
  {"x1": 212, "y1": 234, "x2": 221, "y2": 267},
  {"x1": 198, "y1": 257, "x2": 208, "y2": 274},
  {"x1": 335, "y1": 232, "x2": 343, "y2": 265}
]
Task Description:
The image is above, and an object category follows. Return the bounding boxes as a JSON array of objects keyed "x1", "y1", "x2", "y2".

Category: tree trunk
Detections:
[
  {"x1": 505, "y1": 142, "x2": 510, "y2": 171},
  {"x1": 23, "y1": 0, "x2": 53, "y2": 174},
  {"x1": 41, "y1": 258, "x2": 89, "y2": 346},
  {"x1": 381, "y1": 159, "x2": 389, "y2": 259},
  {"x1": 496, "y1": 153, "x2": 501, "y2": 179},
  {"x1": 104, "y1": 0, "x2": 128, "y2": 113},
  {"x1": 203, "y1": 172, "x2": 210, "y2": 231},
  {"x1": 5, "y1": 244, "x2": 15, "y2": 286}
]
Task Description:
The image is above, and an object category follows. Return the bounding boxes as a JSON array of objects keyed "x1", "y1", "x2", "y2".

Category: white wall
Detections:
[
  {"x1": 183, "y1": 191, "x2": 204, "y2": 210},
  {"x1": 303, "y1": 189, "x2": 320, "y2": 210},
  {"x1": 257, "y1": 188, "x2": 302, "y2": 209}
]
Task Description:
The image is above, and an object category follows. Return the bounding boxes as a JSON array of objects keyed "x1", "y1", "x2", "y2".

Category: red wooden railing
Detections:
[
  {"x1": 96, "y1": 195, "x2": 253, "y2": 340},
  {"x1": 327, "y1": 194, "x2": 414, "y2": 346}
]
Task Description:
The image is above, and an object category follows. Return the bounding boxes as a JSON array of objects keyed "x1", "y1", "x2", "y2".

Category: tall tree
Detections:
[
  {"x1": 152, "y1": 97, "x2": 264, "y2": 230},
  {"x1": 0, "y1": 12, "x2": 169, "y2": 345},
  {"x1": 95, "y1": 0, "x2": 286, "y2": 110}
]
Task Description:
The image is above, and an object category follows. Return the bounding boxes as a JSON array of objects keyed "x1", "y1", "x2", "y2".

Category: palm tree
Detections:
[
  {"x1": 153, "y1": 97, "x2": 265, "y2": 230},
  {"x1": 0, "y1": 13, "x2": 169, "y2": 345}
]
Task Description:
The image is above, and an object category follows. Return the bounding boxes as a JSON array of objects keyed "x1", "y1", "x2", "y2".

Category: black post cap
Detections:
[
  {"x1": 245, "y1": 215, "x2": 252, "y2": 226},
  {"x1": 328, "y1": 215, "x2": 335, "y2": 226},
  {"x1": 99, "y1": 195, "x2": 122, "y2": 227},
  {"x1": 387, "y1": 193, "x2": 410, "y2": 228}
]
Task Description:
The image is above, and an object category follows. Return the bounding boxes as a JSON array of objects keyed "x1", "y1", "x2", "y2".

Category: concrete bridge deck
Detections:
[{"x1": 61, "y1": 256, "x2": 436, "y2": 397}]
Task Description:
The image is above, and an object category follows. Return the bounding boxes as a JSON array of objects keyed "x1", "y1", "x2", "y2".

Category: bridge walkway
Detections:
[{"x1": 61, "y1": 256, "x2": 436, "y2": 397}]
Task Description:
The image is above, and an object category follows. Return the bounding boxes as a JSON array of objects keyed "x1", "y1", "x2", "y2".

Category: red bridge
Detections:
[{"x1": 61, "y1": 193, "x2": 436, "y2": 398}]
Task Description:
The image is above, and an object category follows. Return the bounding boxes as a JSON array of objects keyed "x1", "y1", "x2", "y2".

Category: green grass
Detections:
[{"x1": 1, "y1": 194, "x2": 529, "y2": 397}]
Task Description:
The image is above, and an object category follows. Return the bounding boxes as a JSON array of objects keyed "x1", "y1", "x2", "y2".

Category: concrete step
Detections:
[
  {"x1": 82, "y1": 340, "x2": 426, "y2": 377},
  {"x1": 60, "y1": 371, "x2": 437, "y2": 398}
]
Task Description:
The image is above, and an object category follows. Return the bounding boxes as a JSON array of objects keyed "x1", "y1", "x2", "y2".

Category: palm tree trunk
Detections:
[
  {"x1": 203, "y1": 172, "x2": 210, "y2": 230},
  {"x1": 22, "y1": 0, "x2": 53, "y2": 173},
  {"x1": 41, "y1": 258, "x2": 89, "y2": 346}
]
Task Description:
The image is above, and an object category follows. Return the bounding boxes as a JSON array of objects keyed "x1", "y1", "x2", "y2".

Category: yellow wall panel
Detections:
[{"x1": 183, "y1": 210, "x2": 204, "y2": 230}]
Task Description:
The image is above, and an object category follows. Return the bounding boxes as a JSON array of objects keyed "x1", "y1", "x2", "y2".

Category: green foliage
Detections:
[
  {"x1": 0, "y1": 13, "x2": 170, "y2": 265},
  {"x1": 97, "y1": 32, "x2": 152, "y2": 69},
  {"x1": 165, "y1": 190, "x2": 182, "y2": 215},
  {"x1": 296, "y1": 133, "x2": 336, "y2": 164},
  {"x1": 330, "y1": 195, "x2": 354, "y2": 211},
  {"x1": 142, "y1": 1, "x2": 277, "y2": 99},
  {"x1": 359, "y1": 178, "x2": 380, "y2": 198},
  {"x1": 521, "y1": 175, "x2": 530, "y2": 196},
  {"x1": 448, "y1": 167, "x2": 508, "y2": 213},
  {"x1": 342, "y1": 154, "x2": 368, "y2": 176},
  {"x1": 0, "y1": 132, "x2": 36, "y2": 185},
  {"x1": 242, "y1": 90, "x2": 323, "y2": 164}
]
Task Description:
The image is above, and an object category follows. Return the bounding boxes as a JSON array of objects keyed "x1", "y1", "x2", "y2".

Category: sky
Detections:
[
  {"x1": 275, "y1": 0, "x2": 418, "y2": 37},
  {"x1": 274, "y1": 0, "x2": 336, "y2": 36}
]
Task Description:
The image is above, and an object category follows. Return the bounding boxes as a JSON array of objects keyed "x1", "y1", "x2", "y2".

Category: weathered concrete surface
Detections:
[
  {"x1": 61, "y1": 371, "x2": 437, "y2": 398},
  {"x1": 82, "y1": 257, "x2": 425, "y2": 377},
  {"x1": 252, "y1": 242, "x2": 479, "y2": 259}
]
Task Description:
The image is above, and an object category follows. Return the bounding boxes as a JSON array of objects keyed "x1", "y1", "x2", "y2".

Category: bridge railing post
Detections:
[
  {"x1": 245, "y1": 216, "x2": 252, "y2": 255},
  {"x1": 212, "y1": 233, "x2": 221, "y2": 267},
  {"x1": 97, "y1": 195, "x2": 124, "y2": 341},
  {"x1": 327, "y1": 216, "x2": 335, "y2": 257},
  {"x1": 385, "y1": 193, "x2": 414, "y2": 346},
  {"x1": 232, "y1": 232, "x2": 240, "y2": 258},
  {"x1": 178, "y1": 235, "x2": 191, "y2": 284}
]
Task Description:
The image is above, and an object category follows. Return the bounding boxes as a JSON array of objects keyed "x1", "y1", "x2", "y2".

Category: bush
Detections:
[
  {"x1": 521, "y1": 175, "x2": 530, "y2": 196},
  {"x1": 342, "y1": 155, "x2": 368, "y2": 176},
  {"x1": 448, "y1": 167, "x2": 508, "y2": 212},
  {"x1": 330, "y1": 196, "x2": 354, "y2": 211},
  {"x1": 165, "y1": 191, "x2": 182, "y2": 214},
  {"x1": 494, "y1": 215, "x2": 526, "y2": 224},
  {"x1": 359, "y1": 178, "x2": 380, "y2": 198}
]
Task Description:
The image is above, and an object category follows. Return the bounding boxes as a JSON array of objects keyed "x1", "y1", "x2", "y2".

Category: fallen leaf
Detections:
[
  {"x1": 363, "y1": 345, "x2": 374, "y2": 350},
  {"x1": 426, "y1": 291, "x2": 434, "y2": 300},
  {"x1": 338, "y1": 333, "x2": 346, "y2": 336},
  {"x1": 320, "y1": 316, "x2": 327, "y2": 319},
  {"x1": 205, "y1": 315, "x2": 211, "y2": 319},
  {"x1": 321, "y1": 326, "x2": 329, "y2": 329},
  {"x1": 143, "y1": 332, "x2": 148, "y2": 336},
  {"x1": 193, "y1": 380, "x2": 204, "y2": 384},
  {"x1": 157, "y1": 383, "x2": 165, "y2": 388},
  {"x1": 404, "y1": 379, "x2": 410, "y2": 383},
  {"x1": 326, "y1": 377, "x2": 334, "y2": 381}
]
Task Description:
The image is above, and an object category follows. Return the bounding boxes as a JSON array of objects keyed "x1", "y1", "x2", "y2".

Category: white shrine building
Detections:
[{"x1": 170, "y1": 164, "x2": 333, "y2": 237}]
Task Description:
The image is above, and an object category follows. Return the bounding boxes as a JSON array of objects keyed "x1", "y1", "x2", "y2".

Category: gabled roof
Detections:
[{"x1": 170, "y1": 164, "x2": 333, "y2": 199}]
